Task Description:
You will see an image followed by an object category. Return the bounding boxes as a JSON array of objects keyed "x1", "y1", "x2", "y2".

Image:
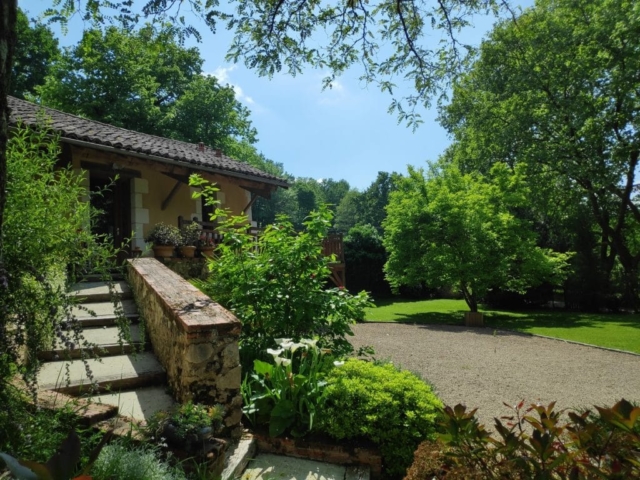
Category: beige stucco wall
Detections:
[{"x1": 71, "y1": 147, "x2": 254, "y2": 251}]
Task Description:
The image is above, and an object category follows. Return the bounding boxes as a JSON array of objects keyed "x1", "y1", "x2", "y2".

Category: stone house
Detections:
[{"x1": 8, "y1": 96, "x2": 288, "y2": 259}]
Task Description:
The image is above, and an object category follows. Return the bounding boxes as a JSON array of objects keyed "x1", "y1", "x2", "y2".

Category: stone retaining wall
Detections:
[
  {"x1": 254, "y1": 432, "x2": 383, "y2": 479},
  {"x1": 127, "y1": 258, "x2": 243, "y2": 437}
]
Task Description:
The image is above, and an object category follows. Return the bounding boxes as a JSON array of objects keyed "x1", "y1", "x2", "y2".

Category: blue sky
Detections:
[{"x1": 21, "y1": 0, "x2": 532, "y2": 190}]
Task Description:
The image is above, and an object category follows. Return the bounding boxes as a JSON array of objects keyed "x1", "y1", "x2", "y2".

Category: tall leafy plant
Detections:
[
  {"x1": 0, "y1": 122, "x2": 119, "y2": 392},
  {"x1": 190, "y1": 175, "x2": 371, "y2": 367}
]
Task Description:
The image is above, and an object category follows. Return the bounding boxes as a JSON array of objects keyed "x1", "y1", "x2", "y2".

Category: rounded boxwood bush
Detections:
[{"x1": 318, "y1": 359, "x2": 443, "y2": 478}]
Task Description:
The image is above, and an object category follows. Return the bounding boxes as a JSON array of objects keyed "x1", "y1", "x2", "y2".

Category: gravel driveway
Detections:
[{"x1": 350, "y1": 323, "x2": 640, "y2": 428}]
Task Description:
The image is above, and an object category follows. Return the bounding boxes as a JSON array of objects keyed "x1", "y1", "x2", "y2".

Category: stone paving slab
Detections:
[
  {"x1": 241, "y1": 454, "x2": 348, "y2": 480},
  {"x1": 223, "y1": 435, "x2": 257, "y2": 480},
  {"x1": 37, "y1": 352, "x2": 165, "y2": 394},
  {"x1": 56, "y1": 324, "x2": 142, "y2": 348},
  {"x1": 72, "y1": 299, "x2": 138, "y2": 319},
  {"x1": 71, "y1": 281, "x2": 132, "y2": 302},
  {"x1": 90, "y1": 385, "x2": 174, "y2": 422}
]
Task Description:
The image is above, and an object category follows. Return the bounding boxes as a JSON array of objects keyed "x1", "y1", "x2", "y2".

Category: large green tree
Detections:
[
  {"x1": 440, "y1": 0, "x2": 640, "y2": 306},
  {"x1": 37, "y1": 24, "x2": 202, "y2": 135},
  {"x1": 11, "y1": 8, "x2": 59, "y2": 99},
  {"x1": 384, "y1": 162, "x2": 569, "y2": 312}
]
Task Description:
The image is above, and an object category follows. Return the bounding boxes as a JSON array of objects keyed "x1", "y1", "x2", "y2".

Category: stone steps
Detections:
[
  {"x1": 70, "y1": 281, "x2": 132, "y2": 303},
  {"x1": 79, "y1": 272, "x2": 126, "y2": 283},
  {"x1": 72, "y1": 298, "x2": 140, "y2": 327},
  {"x1": 38, "y1": 278, "x2": 174, "y2": 423},
  {"x1": 37, "y1": 352, "x2": 166, "y2": 395},
  {"x1": 38, "y1": 325, "x2": 147, "y2": 360},
  {"x1": 89, "y1": 385, "x2": 175, "y2": 422}
]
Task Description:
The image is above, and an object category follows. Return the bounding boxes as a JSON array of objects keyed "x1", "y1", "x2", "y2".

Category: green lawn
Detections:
[{"x1": 364, "y1": 298, "x2": 640, "y2": 354}]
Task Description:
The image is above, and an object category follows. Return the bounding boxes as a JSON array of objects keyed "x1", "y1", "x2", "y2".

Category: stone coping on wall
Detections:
[{"x1": 128, "y1": 257, "x2": 240, "y2": 334}]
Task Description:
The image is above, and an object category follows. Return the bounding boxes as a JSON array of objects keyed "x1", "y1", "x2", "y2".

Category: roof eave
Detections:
[{"x1": 59, "y1": 136, "x2": 289, "y2": 189}]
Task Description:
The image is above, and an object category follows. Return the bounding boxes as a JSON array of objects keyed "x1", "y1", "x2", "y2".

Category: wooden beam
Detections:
[
  {"x1": 161, "y1": 180, "x2": 182, "y2": 211},
  {"x1": 242, "y1": 192, "x2": 259, "y2": 214}
]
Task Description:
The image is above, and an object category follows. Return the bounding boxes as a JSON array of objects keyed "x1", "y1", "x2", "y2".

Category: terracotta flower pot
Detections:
[
  {"x1": 153, "y1": 245, "x2": 175, "y2": 258},
  {"x1": 199, "y1": 246, "x2": 215, "y2": 258},
  {"x1": 180, "y1": 245, "x2": 197, "y2": 258}
]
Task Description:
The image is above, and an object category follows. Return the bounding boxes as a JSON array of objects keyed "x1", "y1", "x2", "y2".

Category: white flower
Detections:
[
  {"x1": 333, "y1": 361, "x2": 345, "y2": 367},
  {"x1": 300, "y1": 338, "x2": 318, "y2": 347},
  {"x1": 267, "y1": 348, "x2": 284, "y2": 358},
  {"x1": 279, "y1": 341, "x2": 295, "y2": 350},
  {"x1": 274, "y1": 338, "x2": 293, "y2": 346},
  {"x1": 288, "y1": 342, "x2": 306, "y2": 353},
  {"x1": 281, "y1": 358, "x2": 292, "y2": 367}
]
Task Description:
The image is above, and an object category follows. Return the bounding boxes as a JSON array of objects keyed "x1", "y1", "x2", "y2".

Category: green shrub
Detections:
[
  {"x1": 190, "y1": 174, "x2": 372, "y2": 368},
  {"x1": 145, "y1": 222, "x2": 181, "y2": 246},
  {"x1": 406, "y1": 399, "x2": 640, "y2": 479},
  {"x1": 91, "y1": 442, "x2": 187, "y2": 480},
  {"x1": 318, "y1": 359, "x2": 443, "y2": 477}
]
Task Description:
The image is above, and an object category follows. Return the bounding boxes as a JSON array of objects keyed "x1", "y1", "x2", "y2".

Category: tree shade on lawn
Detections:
[{"x1": 364, "y1": 298, "x2": 640, "y2": 354}]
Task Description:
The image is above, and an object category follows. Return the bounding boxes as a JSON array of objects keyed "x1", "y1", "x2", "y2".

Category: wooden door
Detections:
[{"x1": 90, "y1": 174, "x2": 132, "y2": 264}]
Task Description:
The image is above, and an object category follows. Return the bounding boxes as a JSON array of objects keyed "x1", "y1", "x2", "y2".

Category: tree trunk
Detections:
[
  {"x1": 0, "y1": 0, "x2": 17, "y2": 288},
  {"x1": 460, "y1": 283, "x2": 478, "y2": 312}
]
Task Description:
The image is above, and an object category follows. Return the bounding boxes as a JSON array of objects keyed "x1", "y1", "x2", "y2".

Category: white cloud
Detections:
[
  {"x1": 317, "y1": 73, "x2": 352, "y2": 106},
  {"x1": 207, "y1": 66, "x2": 256, "y2": 106}
]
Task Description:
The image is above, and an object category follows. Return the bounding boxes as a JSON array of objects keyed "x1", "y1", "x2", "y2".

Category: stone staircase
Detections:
[{"x1": 36, "y1": 274, "x2": 175, "y2": 422}]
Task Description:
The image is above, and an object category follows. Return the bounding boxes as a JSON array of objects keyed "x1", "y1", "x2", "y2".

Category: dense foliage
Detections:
[
  {"x1": 319, "y1": 359, "x2": 443, "y2": 477},
  {"x1": 441, "y1": 0, "x2": 640, "y2": 309},
  {"x1": 344, "y1": 224, "x2": 390, "y2": 297},
  {"x1": 405, "y1": 399, "x2": 640, "y2": 479},
  {"x1": 11, "y1": 8, "x2": 59, "y2": 99},
  {"x1": 242, "y1": 338, "x2": 337, "y2": 437},
  {"x1": 0, "y1": 124, "x2": 119, "y2": 389},
  {"x1": 192, "y1": 177, "x2": 371, "y2": 365},
  {"x1": 384, "y1": 162, "x2": 571, "y2": 311},
  {"x1": 92, "y1": 442, "x2": 188, "y2": 480}
]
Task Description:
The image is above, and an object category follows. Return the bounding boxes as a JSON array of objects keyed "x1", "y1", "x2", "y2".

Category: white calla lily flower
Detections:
[
  {"x1": 267, "y1": 348, "x2": 284, "y2": 357},
  {"x1": 333, "y1": 361, "x2": 345, "y2": 367}
]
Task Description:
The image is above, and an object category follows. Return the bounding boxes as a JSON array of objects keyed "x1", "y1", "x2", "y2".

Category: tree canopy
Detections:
[
  {"x1": 43, "y1": 0, "x2": 519, "y2": 128},
  {"x1": 383, "y1": 162, "x2": 570, "y2": 311},
  {"x1": 11, "y1": 8, "x2": 59, "y2": 99},
  {"x1": 440, "y1": 0, "x2": 640, "y2": 305},
  {"x1": 36, "y1": 24, "x2": 260, "y2": 151}
]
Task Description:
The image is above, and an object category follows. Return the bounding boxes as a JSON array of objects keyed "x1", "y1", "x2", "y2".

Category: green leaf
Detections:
[
  {"x1": 253, "y1": 360, "x2": 274, "y2": 377},
  {"x1": 269, "y1": 400, "x2": 296, "y2": 437}
]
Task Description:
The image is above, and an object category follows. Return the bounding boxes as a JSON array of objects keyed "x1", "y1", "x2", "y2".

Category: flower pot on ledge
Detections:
[
  {"x1": 200, "y1": 246, "x2": 215, "y2": 258},
  {"x1": 153, "y1": 245, "x2": 175, "y2": 258},
  {"x1": 464, "y1": 311, "x2": 484, "y2": 327},
  {"x1": 180, "y1": 245, "x2": 197, "y2": 258}
]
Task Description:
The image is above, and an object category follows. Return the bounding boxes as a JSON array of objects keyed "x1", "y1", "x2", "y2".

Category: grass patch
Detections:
[{"x1": 365, "y1": 298, "x2": 640, "y2": 354}]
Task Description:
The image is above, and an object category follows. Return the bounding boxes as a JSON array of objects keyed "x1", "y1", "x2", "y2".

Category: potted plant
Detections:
[
  {"x1": 145, "y1": 223, "x2": 181, "y2": 258},
  {"x1": 179, "y1": 222, "x2": 202, "y2": 258},
  {"x1": 146, "y1": 402, "x2": 227, "y2": 477},
  {"x1": 198, "y1": 232, "x2": 216, "y2": 258}
]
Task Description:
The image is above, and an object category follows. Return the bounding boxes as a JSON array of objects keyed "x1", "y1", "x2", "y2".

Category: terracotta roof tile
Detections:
[{"x1": 8, "y1": 96, "x2": 288, "y2": 187}]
